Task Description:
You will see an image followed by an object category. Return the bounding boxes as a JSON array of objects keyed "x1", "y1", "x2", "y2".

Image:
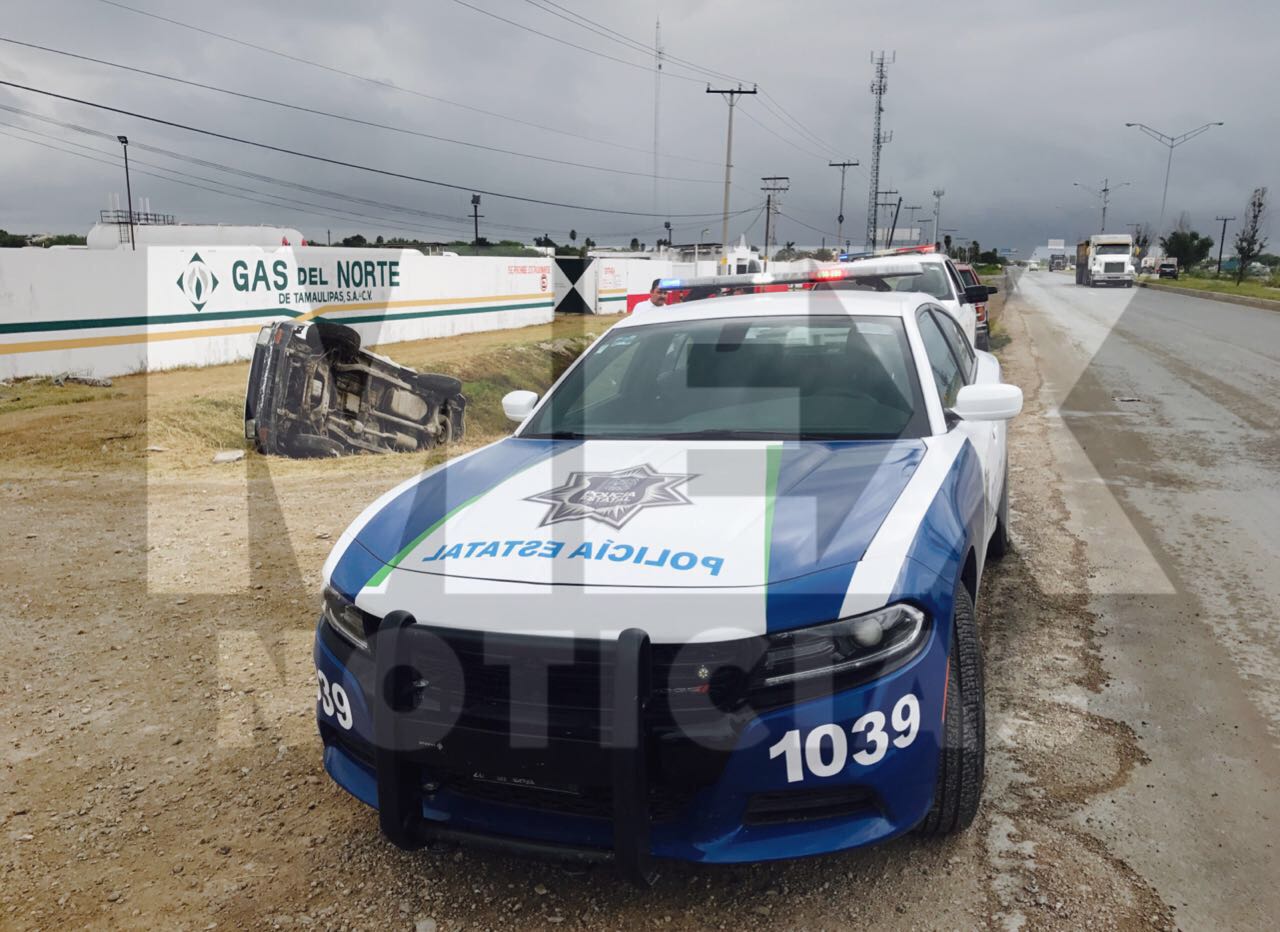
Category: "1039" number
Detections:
[{"x1": 768, "y1": 693, "x2": 920, "y2": 783}]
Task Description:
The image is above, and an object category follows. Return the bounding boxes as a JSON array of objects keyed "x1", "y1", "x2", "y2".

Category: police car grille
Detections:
[
  {"x1": 406, "y1": 629, "x2": 757, "y2": 740},
  {"x1": 446, "y1": 775, "x2": 695, "y2": 823}
]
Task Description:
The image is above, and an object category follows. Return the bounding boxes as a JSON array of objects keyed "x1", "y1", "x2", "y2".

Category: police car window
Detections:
[
  {"x1": 930, "y1": 309, "x2": 975, "y2": 380},
  {"x1": 944, "y1": 261, "x2": 966, "y2": 295},
  {"x1": 916, "y1": 311, "x2": 965, "y2": 407},
  {"x1": 888, "y1": 265, "x2": 952, "y2": 300},
  {"x1": 521, "y1": 315, "x2": 930, "y2": 441}
]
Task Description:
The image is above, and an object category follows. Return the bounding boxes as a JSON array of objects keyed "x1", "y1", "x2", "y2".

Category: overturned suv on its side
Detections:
[{"x1": 245, "y1": 320, "x2": 465, "y2": 457}]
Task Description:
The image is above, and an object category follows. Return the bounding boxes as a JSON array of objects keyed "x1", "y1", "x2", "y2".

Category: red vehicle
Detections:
[{"x1": 954, "y1": 263, "x2": 991, "y2": 351}]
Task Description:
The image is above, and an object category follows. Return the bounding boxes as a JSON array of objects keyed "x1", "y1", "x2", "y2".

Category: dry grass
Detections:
[{"x1": 0, "y1": 315, "x2": 621, "y2": 477}]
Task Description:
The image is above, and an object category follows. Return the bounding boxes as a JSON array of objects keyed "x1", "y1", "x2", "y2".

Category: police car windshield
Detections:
[{"x1": 521, "y1": 315, "x2": 930, "y2": 441}]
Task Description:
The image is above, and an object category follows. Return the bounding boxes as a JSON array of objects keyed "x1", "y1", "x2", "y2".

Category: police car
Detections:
[{"x1": 314, "y1": 263, "x2": 1022, "y2": 882}]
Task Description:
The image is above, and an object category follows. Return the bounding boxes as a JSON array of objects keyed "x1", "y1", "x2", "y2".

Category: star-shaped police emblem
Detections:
[{"x1": 525, "y1": 463, "x2": 697, "y2": 530}]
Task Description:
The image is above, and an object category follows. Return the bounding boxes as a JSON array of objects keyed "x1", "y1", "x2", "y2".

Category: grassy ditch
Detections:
[
  {"x1": 0, "y1": 316, "x2": 618, "y2": 474},
  {"x1": 1139, "y1": 274, "x2": 1280, "y2": 304}
]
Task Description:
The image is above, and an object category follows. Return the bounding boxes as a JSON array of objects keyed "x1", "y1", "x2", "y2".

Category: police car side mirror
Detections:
[
  {"x1": 951, "y1": 383, "x2": 1022, "y2": 422},
  {"x1": 963, "y1": 284, "x2": 989, "y2": 304},
  {"x1": 502, "y1": 390, "x2": 539, "y2": 423},
  {"x1": 985, "y1": 284, "x2": 999, "y2": 295}
]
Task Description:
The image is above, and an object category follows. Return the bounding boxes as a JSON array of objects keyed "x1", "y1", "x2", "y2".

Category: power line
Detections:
[
  {"x1": 737, "y1": 104, "x2": 829, "y2": 161},
  {"x1": 758, "y1": 92, "x2": 843, "y2": 158},
  {"x1": 2, "y1": 121, "x2": 478, "y2": 236},
  {"x1": 0, "y1": 80, "x2": 739, "y2": 219},
  {"x1": 0, "y1": 126, "x2": 469, "y2": 239},
  {"x1": 498, "y1": 0, "x2": 845, "y2": 168},
  {"x1": 0, "y1": 36, "x2": 719, "y2": 185},
  {"x1": 3, "y1": 108, "x2": 663, "y2": 241},
  {"x1": 777, "y1": 209, "x2": 839, "y2": 241},
  {"x1": 518, "y1": 0, "x2": 750, "y2": 85},
  {"x1": 89, "y1": 0, "x2": 720, "y2": 168},
  {"x1": 1, "y1": 104, "x2": 477, "y2": 226},
  {"x1": 445, "y1": 0, "x2": 704, "y2": 84}
]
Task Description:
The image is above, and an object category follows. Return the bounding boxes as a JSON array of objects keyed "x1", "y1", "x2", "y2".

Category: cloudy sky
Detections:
[{"x1": 1, "y1": 0, "x2": 1275, "y2": 256}]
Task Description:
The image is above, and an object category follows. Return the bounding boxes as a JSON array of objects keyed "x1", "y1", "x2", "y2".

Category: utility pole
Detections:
[
  {"x1": 828, "y1": 160, "x2": 859, "y2": 253},
  {"x1": 707, "y1": 84, "x2": 758, "y2": 269},
  {"x1": 886, "y1": 196, "x2": 903, "y2": 249},
  {"x1": 875, "y1": 189, "x2": 899, "y2": 249},
  {"x1": 865, "y1": 51, "x2": 895, "y2": 250},
  {"x1": 903, "y1": 205, "x2": 923, "y2": 244},
  {"x1": 1074, "y1": 178, "x2": 1129, "y2": 232},
  {"x1": 931, "y1": 188, "x2": 945, "y2": 248},
  {"x1": 117, "y1": 135, "x2": 135, "y2": 251},
  {"x1": 652, "y1": 16, "x2": 663, "y2": 214},
  {"x1": 470, "y1": 194, "x2": 483, "y2": 254},
  {"x1": 760, "y1": 176, "x2": 790, "y2": 268},
  {"x1": 326, "y1": 229, "x2": 331, "y2": 246},
  {"x1": 1125, "y1": 121, "x2": 1224, "y2": 231},
  {"x1": 1215, "y1": 215, "x2": 1235, "y2": 275}
]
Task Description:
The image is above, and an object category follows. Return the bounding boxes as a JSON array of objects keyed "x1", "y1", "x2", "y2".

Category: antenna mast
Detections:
[{"x1": 865, "y1": 51, "x2": 894, "y2": 250}]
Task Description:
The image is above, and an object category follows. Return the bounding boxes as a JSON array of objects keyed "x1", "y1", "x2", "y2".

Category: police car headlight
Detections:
[
  {"x1": 322, "y1": 586, "x2": 379, "y2": 651},
  {"x1": 754, "y1": 603, "x2": 927, "y2": 695}
]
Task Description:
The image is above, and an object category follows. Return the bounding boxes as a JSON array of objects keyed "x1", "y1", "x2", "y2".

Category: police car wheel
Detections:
[
  {"x1": 915, "y1": 582, "x2": 985, "y2": 836},
  {"x1": 987, "y1": 466, "x2": 1010, "y2": 561}
]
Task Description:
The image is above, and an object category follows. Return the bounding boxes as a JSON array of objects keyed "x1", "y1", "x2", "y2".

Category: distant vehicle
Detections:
[
  {"x1": 1075, "y1": 234, "x2": 1135, "y2": 287},
  {"x1": 1158, "y1": 260, "x2": 1179, "y2": 280},
  {"x1": 955, "y1": 262, "x2": 993, "y2": 350},
  {"x1": 245, "y1": 320, "x2": 466, "y2": 457},
  {"x1": 1048, "y1": 254, "x2": 1067, "y2": 272},
  {"x1": 1025, "y1": 262, "x2": 1039, "y2": 272}
]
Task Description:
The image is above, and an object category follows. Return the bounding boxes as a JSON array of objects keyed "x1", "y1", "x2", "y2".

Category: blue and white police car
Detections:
[{"x1": 313, "y1": 262, "x2": 1022, "y2": 882}]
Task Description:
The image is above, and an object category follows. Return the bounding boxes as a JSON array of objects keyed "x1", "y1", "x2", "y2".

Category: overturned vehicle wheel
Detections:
[{"x1": 244, "y1": 321, "x2": 467, "y2": 457}]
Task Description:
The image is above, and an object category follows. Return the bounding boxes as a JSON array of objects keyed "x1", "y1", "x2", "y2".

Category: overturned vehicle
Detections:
[{"x1": 245, "y1": 320, "x2": 466, "y2": 457}]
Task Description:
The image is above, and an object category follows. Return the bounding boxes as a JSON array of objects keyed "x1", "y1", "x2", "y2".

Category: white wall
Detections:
[{"x1": 1, "y1": 247, "x2": 554, "y2": 379}]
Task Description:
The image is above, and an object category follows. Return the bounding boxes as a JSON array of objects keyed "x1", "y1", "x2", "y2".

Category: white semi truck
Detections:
[{"x1": 1074, "y1": 233, "x2": 1136, "y2": 287}]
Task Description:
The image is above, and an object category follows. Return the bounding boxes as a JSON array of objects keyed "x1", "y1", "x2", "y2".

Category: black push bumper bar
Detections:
[{"x1": 370, "y1": 611, "x2": 659, "y2": 886}]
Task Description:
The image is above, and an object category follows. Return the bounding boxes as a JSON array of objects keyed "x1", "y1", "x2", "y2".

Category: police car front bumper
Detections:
[{"x1": 313, "y1": 608, "x2": 947, "y2": 880}]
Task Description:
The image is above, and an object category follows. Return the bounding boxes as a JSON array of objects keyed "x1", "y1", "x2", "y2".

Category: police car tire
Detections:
[
  {"x1": 916, "y1": 583, "x2": 985, "y2": 836},
  {"x1": 988, "y1": 466, "x2": 1010, "y2": 561},
  {"x1": 313, "y1": 320, "x2": 362, "y2": 363}
]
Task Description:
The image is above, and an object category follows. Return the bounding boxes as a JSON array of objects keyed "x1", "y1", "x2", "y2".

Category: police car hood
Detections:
[{"x1": 327, "y1": 437, "x2": 925, "y2": 600}]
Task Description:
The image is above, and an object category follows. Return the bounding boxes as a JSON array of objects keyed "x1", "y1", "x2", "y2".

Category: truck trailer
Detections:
[{"x1": 1075, "y1": 234, "x2": 1135, "y2": 287}]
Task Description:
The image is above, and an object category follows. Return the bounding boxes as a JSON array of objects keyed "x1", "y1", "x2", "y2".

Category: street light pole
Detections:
[
  {"x1": 1215, "y1": 215, "x2": 1235, "y2": 275},
  {"x1": 707, "y1": 84, "x2": 757, "y2": 270},
  {"x1": 1124, "y1": 121, "x2": 1224, "y2": 231},
  {"x1": 117, "y1": 135, "x2": 135, "y2": 251}
]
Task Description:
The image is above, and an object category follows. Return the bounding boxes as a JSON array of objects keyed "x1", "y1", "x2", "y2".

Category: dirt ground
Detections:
[{"x1": 1, "y1": 303, "x2": 1176, "y2": 930}]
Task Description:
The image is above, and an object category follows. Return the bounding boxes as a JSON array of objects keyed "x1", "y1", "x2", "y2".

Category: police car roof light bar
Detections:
[{"x1": 655, "y1": 259, "x2": 926, "y2": 297}]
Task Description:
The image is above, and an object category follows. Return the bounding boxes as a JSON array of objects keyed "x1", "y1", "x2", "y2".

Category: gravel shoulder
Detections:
[{"x1": 2, "y1": 304, "x2": 1177, "y2": 930}]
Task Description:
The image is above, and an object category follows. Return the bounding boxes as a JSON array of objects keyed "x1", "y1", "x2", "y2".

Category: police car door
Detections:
[
  {"x1": 941, "y1": 259, "x2": 978, "y2": 348},
  {"x1": 916, "y1": 307, "x2": 997, "y2": 543}
]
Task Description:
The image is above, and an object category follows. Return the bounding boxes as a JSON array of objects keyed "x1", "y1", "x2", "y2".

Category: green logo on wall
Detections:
[{"x1": 176, "y1": 252, "x2": 219, "y2": 311}]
